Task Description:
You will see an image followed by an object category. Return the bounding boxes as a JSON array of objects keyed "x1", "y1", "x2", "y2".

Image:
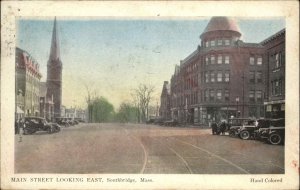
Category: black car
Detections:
[
  {"x1": 257, "y1": 118, "x2": 285, "y2": 145},
  {"x1": 227, "y1": 118, "x2": 255, "y2": 137},
  {"x1": 163, "y1": 119, "x2": 179, "y2": 127},
  {"x1": 239, "y1": 119, "x2": 270, "y2": 140},
  {"x1": 23, "y1": 117, "x2": 60, "y2": 135},
  {"x1": 55, "y1": 117, "x2": 70, "y2": 127}
]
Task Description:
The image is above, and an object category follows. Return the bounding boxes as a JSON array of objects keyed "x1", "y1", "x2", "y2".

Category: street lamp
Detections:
[{"x1": 235, "y1": 97, "x2": 240, "y2": 117}]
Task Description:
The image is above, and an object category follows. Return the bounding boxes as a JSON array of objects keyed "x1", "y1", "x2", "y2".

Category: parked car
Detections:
[
  {"x1": 257, "y1": 118, "x2": 285, "y2": 145},
  {"x1": 153, "y1": 117, "x2": 165, "y2": 125},
  {"x1": 239, "y1": 119, "x2": 270, "y2": 140},
  {"x1": 227, "y1": 118, "x2": 255, "y2": 137},
  {"x1": 55, "y1": 117, "x2": 70, "y2": 127},
  {"x1": 163, "y1": 119, "x2": 179, "y2": 127},
  {"x1": 23, "y1": 117, "x2": 60, "y2": 135}
]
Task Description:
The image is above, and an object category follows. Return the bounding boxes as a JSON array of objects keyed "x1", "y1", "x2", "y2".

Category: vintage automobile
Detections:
[
  {"x1": 163, "y1": 119, "x2": 179, "y2": 127},
  {"x1": 239, "y1": 119, "x2": 271, "y2": 140},
  {"x1": 55, "y1": 117, "x2": 71, "y2": 127},
  {"x1": 23, "y1": 117, "x2": 60, "y2": 135},
  {"x1": 257, "y1": 118, "x2": 285, "y2": 145},
  {"x1": 227, "y1": 118, "x2": 255, "y2": 137}
]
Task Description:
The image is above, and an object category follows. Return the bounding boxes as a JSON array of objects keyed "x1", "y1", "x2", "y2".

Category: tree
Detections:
[
  {"x1": 91, "y1": 97, "x2": 114, "y2": 123},
  {"x1": 116, "y1": 102, "x2": 139, "y2": 123},
  {"x1": 132, "y1": 84, "x2": 155, "y2": 123}
]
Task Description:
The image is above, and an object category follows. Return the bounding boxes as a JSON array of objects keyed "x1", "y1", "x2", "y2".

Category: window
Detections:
[
  {"x1": 257, "y1": 57, "x2": 262, "y2": 65},
  {"x1": 249, "y1": 107, "x2": 257, "y2": 117},
  {"x1": 210, "y1": 40, "x2": 215, "y2": 47},
  {"x1": 249, "y1": 71, "x2": 255, "y2": 83},
  {"x1": 217, "y1": 72, "x2": 222, "y2": 82},
  {"x1": 225, "y1": 55, "x2": 230, "y2": 64},
  {"x1": 256, "y1": 91, "x2": 262, "y2": 102},
  {"x1": 224, "y1": 90, "x2": 229, "y2": 101},
  {"x1": 205, "y1": 56, "x2": 209, "y2": 65},
  {"x1": 256, "y1": 71, "x2": 262, "y2": 83},
  {"x1": 225, "y1": 72, "x2": 230, "y2": 82},
  {"x1": 217, "y1": 39, "x2": 222, "y2": 46},
  {"x1": 205, "y1": 90, "x2": 209, "y2": 102},
  {"x1": 249, "y1": 57, "x2": 255, "y2": 65},
  {"x1": 217, "y1": 55, "x2": 222, "y2": 64},
  {"x1": 275, "y1": 80, "x2": 279, "y2": 95},
  {"x1": 205, "y1": 41, "x2": 209, "y2": 47},
  {"x1": 211, "y1": 55, "x2": 215, "y2": 64},
  {"x1": 225, "y1": 39, "x2": 230, "y2": 45},
  {"x1": 217, "y1": 90, "x2": 222, "y2": 101},
  {"x1": 275, "y1": 53, "x2": 279, "y2": 68},
  {"x1": 210, "y1": 72, "x2": 215, "y2": 82},
  {"x1": 249, "y1": 90, "x2": 255, "y2": 102},
  {"x1": 205, "y1": 72, "x2": 209, "y2": 83},
  {"x1": 210, "y1": 89, "x2": 215, "y2": 101}
]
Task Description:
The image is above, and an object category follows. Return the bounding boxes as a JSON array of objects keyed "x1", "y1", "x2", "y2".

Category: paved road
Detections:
[{"x1": 15, "y1": 123, "x2": 284, "y2": 174}]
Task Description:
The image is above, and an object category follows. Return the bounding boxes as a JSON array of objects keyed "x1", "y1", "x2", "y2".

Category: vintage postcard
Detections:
[{"x1": 1, "y1": 1, "x2": 299, "y2": 189}]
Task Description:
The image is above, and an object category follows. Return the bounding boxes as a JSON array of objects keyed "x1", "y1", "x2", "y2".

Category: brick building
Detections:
[
  {"x1": 261, "y1": 29, "x2": 285, "y2": 119},
  {"x1": 159, "y1": 81, "x2": 171, "y2": 120},
  {"x1": 15, "y1": 47, "x2": 42, "y2": 117},
  {"x1": 163, "y1": 17, "x2": 285, "y2": 124}
]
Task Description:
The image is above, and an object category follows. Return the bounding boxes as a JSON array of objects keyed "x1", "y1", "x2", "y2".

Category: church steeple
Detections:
[
  {"x1": 49, "y1": 17, "x2": 61, "y2": 61},
  {"x1": 46, "y1": 17, "x2": 63, "y2": 119}
]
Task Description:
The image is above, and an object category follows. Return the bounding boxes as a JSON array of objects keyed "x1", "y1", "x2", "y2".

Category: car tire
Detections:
[
  {"x1": 229, "y1": 130, "x2": 235, "y2": 137},
  {"x1": 240, "y1": 130, "x2": 250, "y2": 140},
  {"x1": 269, "y1": 133, "x2": 282, "y2": 145},
  {"x1": 47, "y1": 127, "x2": 52, "y2": 134}
]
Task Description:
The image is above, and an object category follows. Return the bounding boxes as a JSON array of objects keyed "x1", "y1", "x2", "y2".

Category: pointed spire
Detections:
[{"x1": 49, "y1": 17, "x2": 61, "y2": 61}]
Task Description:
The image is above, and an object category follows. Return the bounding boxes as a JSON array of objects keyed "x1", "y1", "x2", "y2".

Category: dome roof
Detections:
[{"x1": 201, "y1": 17, "x2": 241, "y2": 38}]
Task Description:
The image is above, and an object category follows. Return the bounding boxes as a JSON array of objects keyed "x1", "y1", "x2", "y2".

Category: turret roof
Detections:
[{"x1": 201, "y1": 17, "x2": 241, "y2": 37}]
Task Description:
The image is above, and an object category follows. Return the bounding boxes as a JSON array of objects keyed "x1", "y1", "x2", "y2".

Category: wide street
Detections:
[{"x1": 15, "y1": 123, "x2": 284, "y2": 174}]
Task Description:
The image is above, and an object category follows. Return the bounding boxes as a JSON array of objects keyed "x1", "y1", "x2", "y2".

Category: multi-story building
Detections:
[
  {"x1": 164, "y1": 17, "x2": 285, "y2": 124},
  {"x1": 15, "y1": 47, "x2": 42, "y2": 117},
  {"x1": 159, "y1": 81, "x2": 171, "y2": 120},
  {"x1": 262, "y1": 29, "x2": 285, "y2": 119}
]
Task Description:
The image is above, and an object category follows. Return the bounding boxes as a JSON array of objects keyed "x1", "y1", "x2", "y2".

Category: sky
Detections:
[{"x1": 16, "y1": 17, "x2": 285, "y2": 110}]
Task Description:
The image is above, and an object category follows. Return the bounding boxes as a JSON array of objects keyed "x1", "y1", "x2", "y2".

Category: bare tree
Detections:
[
  {"x1": 82, "y1": 81, "x2": 97, "y2": 123},
  {"x1": 132, "y1": 84, "x2": 155, "y2": 123}
]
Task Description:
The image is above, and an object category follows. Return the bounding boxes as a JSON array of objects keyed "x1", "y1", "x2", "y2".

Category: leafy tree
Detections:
[
  {"x1": 90, "y1": 96, "x2": 114, "y2": 123},
  {"x1": 116, "y1": 102, "x2": 139, "y2": 123}
]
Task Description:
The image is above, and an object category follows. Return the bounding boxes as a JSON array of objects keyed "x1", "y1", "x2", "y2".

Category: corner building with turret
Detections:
[{"x1": 165, "y1": 17, "x2": 285, "y2": 124}]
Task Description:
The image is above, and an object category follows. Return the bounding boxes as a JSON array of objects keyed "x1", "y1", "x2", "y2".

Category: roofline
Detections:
[{"x1": 260, "y1": 28, "x2": 285, "y2": 45}]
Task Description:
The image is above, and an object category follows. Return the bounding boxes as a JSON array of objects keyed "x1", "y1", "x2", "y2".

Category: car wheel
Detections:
[
  {"x1": 269, "y1": 133, "x2": 282, "y2": 145},
  {"x1": 229, "y1": 130, "x2": 235, "y2": 137},
  {"x1": 240, "y1": 131, "x2": 250, "y2": 140},
  {"x1": 47, "y1": 127, "x2": 52, "y2": 134}
]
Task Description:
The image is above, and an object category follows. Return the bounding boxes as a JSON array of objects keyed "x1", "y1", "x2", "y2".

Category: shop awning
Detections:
[{"x1": 16, "y1": 106, "x2": 24, "y2": 114}]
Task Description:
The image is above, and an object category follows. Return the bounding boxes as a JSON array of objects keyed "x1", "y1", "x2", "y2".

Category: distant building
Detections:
[
  {"x1": 65, "y1": 107, "x2": 86, "y2": 120},
  {"x1": 15, "y1": 47, "x2": 42, "y2": 117},
  {"x1": 39, "y1": 82, "x2": 54, "y2": 120},
  {"x1": 261, "y1": 29, "x2": 285, "y2": 119},
  {"x1": 159, "y1": 81, "x2": 171, "y2": 120},
  {"x1": 162, "y1": 17, "x2": 285, "y2": 124},
  {"x1": 46, "y1": 17, "x2": 63, "y2": 119}
]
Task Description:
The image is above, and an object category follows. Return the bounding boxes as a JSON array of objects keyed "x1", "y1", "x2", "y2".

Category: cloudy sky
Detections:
[{"x1": 16, "y1": 17, "x2": 285, "y2": 109}]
